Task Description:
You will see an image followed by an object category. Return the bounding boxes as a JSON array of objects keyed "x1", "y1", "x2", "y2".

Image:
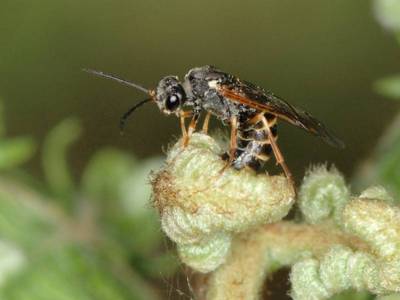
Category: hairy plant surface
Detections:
[{"x1": 152, "y1": 133, "x2": 400, "y2": 300}]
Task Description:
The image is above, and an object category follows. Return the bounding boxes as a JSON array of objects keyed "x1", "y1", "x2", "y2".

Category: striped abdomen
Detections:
[{"x1": 232, "y1": 113, "x2": 277, "y2": 171}]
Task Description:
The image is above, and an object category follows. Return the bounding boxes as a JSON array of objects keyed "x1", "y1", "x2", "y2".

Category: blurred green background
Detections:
[{"x1": 1, "y1": 0, "x2": 400, "y2": 299}]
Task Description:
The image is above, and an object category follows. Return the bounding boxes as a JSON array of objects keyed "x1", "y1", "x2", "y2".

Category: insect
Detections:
[{"x1": 84, "y1": 65, "x2": 344, "y2": 189}]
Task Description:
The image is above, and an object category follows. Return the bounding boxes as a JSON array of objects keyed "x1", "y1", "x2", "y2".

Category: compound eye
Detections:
[{"x1": 165, "y1": 93, "x2": 181, "y2": 111}]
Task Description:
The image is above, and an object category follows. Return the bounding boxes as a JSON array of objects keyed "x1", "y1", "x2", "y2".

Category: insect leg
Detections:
[
  {"x1": 202, "y1": 112, "x2": 212, "y2": 134},
  {"x1": 183, "y1": 113, "x2": 200, "y2": 147},
  {"x1": 219, "y1": 116, "x2": 239, "y2": 174},
  {"x1": 261, "y1": 116, "x2": 296, "y2": 194},
  {"x1": 229, "y1": 116, "x2": 238, "y2": 163},
  {"x1": 180, "y1": 111, "x2": 193, "y2": 146}
]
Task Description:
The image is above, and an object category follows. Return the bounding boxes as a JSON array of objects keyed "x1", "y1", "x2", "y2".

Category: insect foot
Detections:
[{"x1": 151, "y1": 133, "x2": 295, "y2": 273}]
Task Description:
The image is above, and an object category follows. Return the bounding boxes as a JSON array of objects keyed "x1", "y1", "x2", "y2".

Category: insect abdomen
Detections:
[{"x1": 232, "y1": 113, "x2": 277, "y2": 171}]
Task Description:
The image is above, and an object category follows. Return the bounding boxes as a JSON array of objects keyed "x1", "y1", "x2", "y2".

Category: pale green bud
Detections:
[
  {"x1": 359, "y1": 185, "x2": 394, "y2": 203},
  {"x1": 298, "y1": 165, "x2": 350, "y2": 224},
  {"x1": 291, "y1": 246, "x2": 381, "y2": 300},
  {"x1": 342, "y1": 198, "x2": 400, "y2": 292},
  {"x1": 152, "y1": 133, "x2": 295, "y2": 272}
]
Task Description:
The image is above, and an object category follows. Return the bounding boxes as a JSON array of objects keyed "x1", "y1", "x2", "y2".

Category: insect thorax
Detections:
[{"x1": 183, "y1": 66, "x2": 241, "y2": 121}]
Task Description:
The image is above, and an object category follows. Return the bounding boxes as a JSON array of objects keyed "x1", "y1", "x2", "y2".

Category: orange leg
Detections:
[
  {"x1": 220, "y1": 116, "x2": 238, "y2": 173},
  {"x1": 180, "y1": 111, "x2": 193, "y2": 147},
  {"x1": 202, "y1": 112, "x2": 212, "y2": 134},
  {"x1": 183, "y1": 113, "x2": 199, "y2": 147},
  {"x1": 261, "y1": 116, "x2": 296, "y2": 194}
]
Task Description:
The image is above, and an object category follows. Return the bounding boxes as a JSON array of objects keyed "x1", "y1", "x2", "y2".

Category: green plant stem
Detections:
[{"x1": 205, "y1": 221, "x2": 366, "y2": 300}]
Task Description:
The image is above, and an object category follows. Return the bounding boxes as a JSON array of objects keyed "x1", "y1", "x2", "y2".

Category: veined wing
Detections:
[{"x1": 218, "y1": 80, "x2": 345, "y2": 149}]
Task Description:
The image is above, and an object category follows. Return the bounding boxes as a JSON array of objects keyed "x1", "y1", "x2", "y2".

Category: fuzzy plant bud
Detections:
[
  {"x1": 291, "y1": 187, "x2": 400, "y2": 299},
  {"x1": 298, "y1": 165, "x2": 350, "y2": 224},
  {"x1": 342, "y1": 197, "x2": 400, "y2": 292},
  {"x1": 359, "y1": 185, "x2": 394, "y2": 203},
  {"x1": 151, "y1": 133, "x2": 295, "y2": 273},
  {"x1": 290, "y1": 245, "x2": 380, "y2": 300}
]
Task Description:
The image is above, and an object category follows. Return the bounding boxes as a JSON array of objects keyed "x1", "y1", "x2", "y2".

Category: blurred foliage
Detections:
[
  {"x1": 353, "y1": 110, "x2": 400, "y2": 199},
  {"x1": 0, "y1": 101, "x2": 36, "y2": 171},
  {"x1": 0, "y1": 1, "x2": 399, "y2": 299},
  {"x1": 0, "y1": 113, "x2": 178, "y2": 299},
  {"x1": 353, "y1": 0, "x2": 400, "y2": 204},
  {"x1": 330, "y1": 291, "x2": 373, "y2": 300},
  {"x1": 373, "y1": 0, "x2": 400, "y2": 104},
  {"x1": 373, "y1": 0, "x2": 400, "y2": 102},
  {"x1": 374, "y1": 75, "x2": 400, "y2": 100},
  {"x1": 42, "y1": 118, "x2": 81, "y2": 203},
  {"x1": 374, "y1": 0, "x2": 400, "y2": 32}
]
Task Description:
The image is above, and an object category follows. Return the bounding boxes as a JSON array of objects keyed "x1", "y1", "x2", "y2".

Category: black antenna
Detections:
[
  {"x1": 119, "y1": 98, "x2": 153, "y2": 134},
  {"x1": 83, "y1": 68, "x2": 149, "y2": 94}
]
